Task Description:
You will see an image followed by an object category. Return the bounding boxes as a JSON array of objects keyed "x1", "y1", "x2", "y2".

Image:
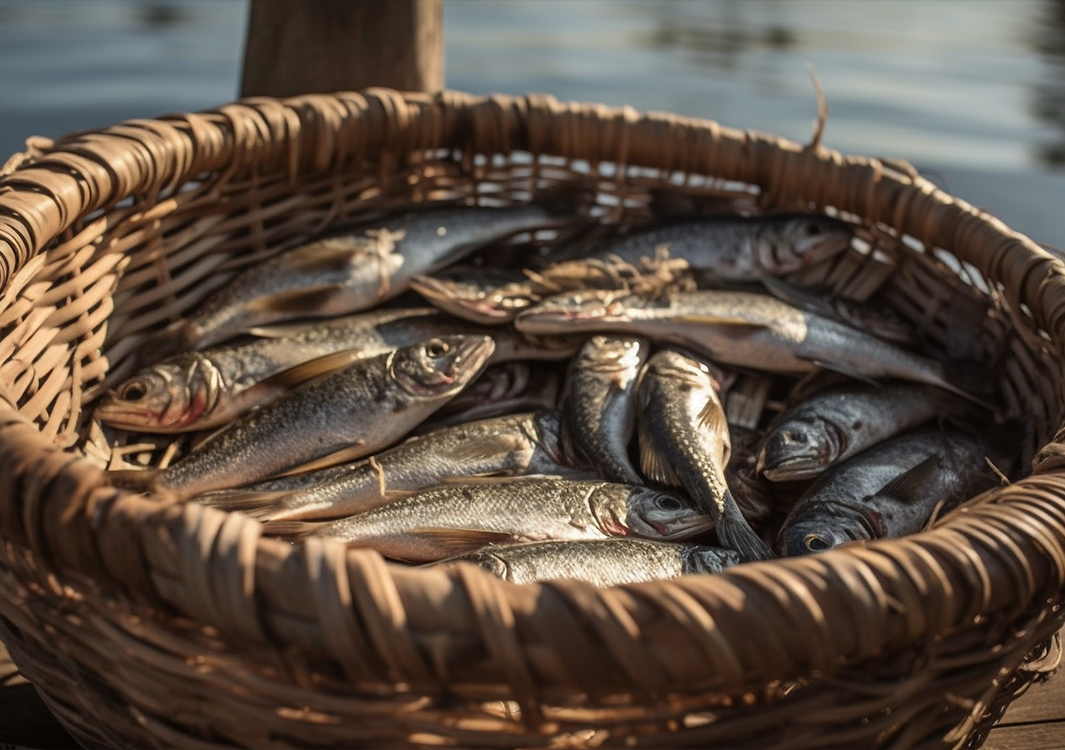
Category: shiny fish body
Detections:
[
  {"x1": 211, "y1": 411, "x2": 585, "y2": 522},
  {"x1": 561, "y1": 336, "x2": 649, "y2": 484},
  {"x1": 281, "y1": 476, "x2": 715, "y2": 562},
  {"x1": 153, "y1": 335, "x2": 494, "y2": 498},
  {"x1": 438, "y1": 538, "x2": 741, "y2": 586},
  {"x1": 637, "y1": 349, "x2": 773, "y2": 561},
  {"x1": 155, "y1": 203, "x2": 572, "y2": 353},
  {"x1": 98, "y1": 308, "x2": 577, "y2": 433},
  {"x1": 777, "y1": 427, "x2": 1005, "y2": 556},
  {"x1": 515, "y1": 289, "x2": 978, "y2": 402},
  {"x1": 758, "y1": 381, "x2": 962, "y2": 482},
  {"x1": 583, "y1": 213, "x2": 854, "y2": 278}
]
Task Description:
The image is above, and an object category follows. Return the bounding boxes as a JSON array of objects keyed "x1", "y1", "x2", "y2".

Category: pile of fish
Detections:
[{"x1": 99, "y1": 194, "x2": 1016, "y2": 586}]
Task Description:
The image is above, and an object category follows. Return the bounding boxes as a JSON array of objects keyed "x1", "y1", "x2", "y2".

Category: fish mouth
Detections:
[
  {"x1": 760, "y1": 455, "x2": 823, "y2": 482},
  {"x1": 657, "y1": 515, "x2": 715, "y2": 540}
]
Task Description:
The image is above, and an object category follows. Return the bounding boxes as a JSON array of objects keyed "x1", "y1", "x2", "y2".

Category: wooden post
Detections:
[{"x1": 240, "y1": 0, "x2": 443, "y2": 98}]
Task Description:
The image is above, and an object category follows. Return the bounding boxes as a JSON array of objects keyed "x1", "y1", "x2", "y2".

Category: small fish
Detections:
[
  {"x1": 111, "y1": 335, "x2": 495, "y2": 498},
  {"x1": 580, "y1": 213, "x2": 855, "y2": 279},
  {"x1": 514, "y1": 288, "x2": 986, "y2": 404},
  {"x1": 777, "y1": 426, "x2": 1010, "y2": 556},
  {"x1": 148, "y1": 202, "x2": 578, "y2": 355},
  {"x1": 96, "y1": 309, "x2": 578, "y2": 433},
  {"x1": 560, "y1": 336, "x2": 650, "y2": 484},
  {"x1": 264, "y1": 476, "x2": 714, "y2": 563},
  {"x1": 435, "y1": 538, "x2": 741, "y2": 586},
  {"x1": 201, "y1": 411, "x2": 588, "y2": 521},
  {"x1": 637, "y1": 349, "x2": 774, "y2": 562},
  {"x1": 758, "y1": 381, "x2": 968, "y2": 482}
]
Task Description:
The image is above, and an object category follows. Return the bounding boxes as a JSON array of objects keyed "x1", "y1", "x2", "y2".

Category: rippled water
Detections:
[{"x1": 1, "y1": 0, "x2": 1064, "y2": 243}]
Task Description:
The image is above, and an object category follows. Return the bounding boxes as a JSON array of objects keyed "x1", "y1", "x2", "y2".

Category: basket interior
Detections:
[{"x1": 0, "y1": 144, "x2": 1058, "y2": 479}]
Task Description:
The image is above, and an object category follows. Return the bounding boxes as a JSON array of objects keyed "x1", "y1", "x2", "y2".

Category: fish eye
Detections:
[
  {"x1": 803, "y1": 533, "x2": 832, "y2": 552},
  {"x1": 803, "y1": 221, "x2": 825, "y2": 236},
  {"x1": 424, "y1": 339, "x2": 451, "y2": 358},
  {"x1": 655, "y1": 495, "x2": 685, "y2": 511},
  {"x1": 120, "y1": 381, "x2": 147, "y2": 401}
]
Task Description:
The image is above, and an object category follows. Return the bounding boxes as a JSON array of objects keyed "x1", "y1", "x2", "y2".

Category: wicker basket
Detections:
[{"x1": 1, "y1": 89, "x2": 1064, "y2": 750}]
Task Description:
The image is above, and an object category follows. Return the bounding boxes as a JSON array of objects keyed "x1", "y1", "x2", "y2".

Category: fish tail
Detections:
[
  {"x1": 261, "y1": 520, "x2": 319, "y2": 540},
  {"x1": 716, "y1": 490, "x2": 776, "y2": 562},
  {"x1": 196, "y1": 489, "x2": 289, "y2": 519}
]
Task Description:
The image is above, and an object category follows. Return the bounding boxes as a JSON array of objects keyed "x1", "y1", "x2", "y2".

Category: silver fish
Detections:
[
  {"x1": 758, "y1": 381, "x2": 967, "y2": 482},
  {"x1": 637, "y1": 349, "x2": 774, "y2": 562},
  {"x1": 581, "y1": 213, "x2": 854, "y2": 279},
  {"x1": 201, "y1": 411, "x2": 588, "y2": 522},
  {"x1": 777, "y1": 426, "x2": 1009, "y2": 556},
  {"x1": 149, "y1": 202, "x2": 576, "y2": 354},
  {"x1": 265, "y1": 476, "x2": 715, "y2": 563},
  {"x1": 111, "y1": 335, "x2": 495, "y2": 498},
  {"x1": 97, "y1": 308, "x2": 578, "y2": 433},
  {"x1": 560, "y1": 335, "x2": 649, "y2": 484},
  {"x1": 514, "y1": 288, "x2": 985, "y2": 404},
  {"x1": 435, "y1": 538, "x2": 740, "y2": 586}
]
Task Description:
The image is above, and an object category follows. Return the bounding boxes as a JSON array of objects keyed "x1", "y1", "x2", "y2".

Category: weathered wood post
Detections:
[{"x1": 240, "y1": 0, "x2": 443, "y2": 97}]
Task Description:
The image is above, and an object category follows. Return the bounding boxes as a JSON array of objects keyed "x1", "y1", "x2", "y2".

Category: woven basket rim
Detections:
[{"x1": 1, "y1": 88, "x2": 1064, "y2": 699}]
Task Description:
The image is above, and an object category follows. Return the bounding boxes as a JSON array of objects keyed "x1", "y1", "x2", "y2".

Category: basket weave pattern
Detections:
[{"x1": 0, "y1": 89, "x2": 1064, "y2": 749}]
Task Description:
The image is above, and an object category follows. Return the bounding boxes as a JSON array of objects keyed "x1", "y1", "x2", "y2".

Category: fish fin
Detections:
[
  {"x1": 804, "y1": 359, "x2": 882, "y2": 387},
  {"x1": 282, "y1": 238, "x2": 373, "y2": 273},
  {"x1": 260, "y1": 520, "x2": 319, "y2": 540},
  {"x1": 696, "y1": 398, "x2": 729, "y2": 435},
  {"x1": 250, "y1": 350, "x2": 366, "y2": 392},
  {"x1": 760, "y1": 277, "x2": 837, "y2": 317},
  {"x1": 244, "y1": 285, "x2": 357, "y2": 316},
  {"x1": 715, "y1": 490, "x2": 776, "y2": 562},
  {"x1": 673, "y1": 314, "x2": 769, "y2": 329},
  {"x1": 409, "y1": 527, "x2": 524, "y2": 556},
  {"x1": 271, "y1": 442, "x2": 369, "y2": 477},
  {"x1": 872, "y1": 456, "x2": 942, "y2": 504},
  {"x1": 196, "y1": 489, "x2": 289, "y2": 519},
  {"x1": 435, "y1": 474, "x2": 564, "y2": 486},
  {"x1": 638, "y1": 432, "x2": 681, "y2": 486}
]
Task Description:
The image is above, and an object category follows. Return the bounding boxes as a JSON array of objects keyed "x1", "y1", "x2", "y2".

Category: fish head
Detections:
[
  {"x1": 514, "y1": 290, "x2": 642, "y2": 334},
  {"x1": 606, "y1": 486, "x2": 714, "y2": 540},
  {"x1": 761, "y1": 215, "x2": 854, "y2": 274},
  {"x1": 95, "y1": 359, "x2": 220, "y2": 431},
  {"x1": 757, "y1": 417, "x2": 845, "y2": 481},
  {"x1": 390, "y1": 335, "x2": 496, "y2": 398},
  {"x1": 777, "y1": 502, "x2": 878, "y2": 556}
]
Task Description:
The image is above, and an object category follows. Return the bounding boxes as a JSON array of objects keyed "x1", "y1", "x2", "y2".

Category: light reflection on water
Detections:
[{"x1": 0, "y1": 0, "x2": 1063, "y2": 241}]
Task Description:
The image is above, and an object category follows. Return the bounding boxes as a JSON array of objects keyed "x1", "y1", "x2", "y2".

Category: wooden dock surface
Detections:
[{"x1": 2, "y1": 635, "x2": 1062, "y2": 749}]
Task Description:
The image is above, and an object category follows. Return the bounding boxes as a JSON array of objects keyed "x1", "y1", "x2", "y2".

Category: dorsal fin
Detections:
[{"x1": 872, "y1": 456, "x2": 941, "y2": 504}]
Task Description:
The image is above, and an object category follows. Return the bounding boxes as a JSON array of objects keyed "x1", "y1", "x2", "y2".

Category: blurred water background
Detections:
[{"x1": 1, "y1": 0, "x2": 1063, "y2": 244}]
